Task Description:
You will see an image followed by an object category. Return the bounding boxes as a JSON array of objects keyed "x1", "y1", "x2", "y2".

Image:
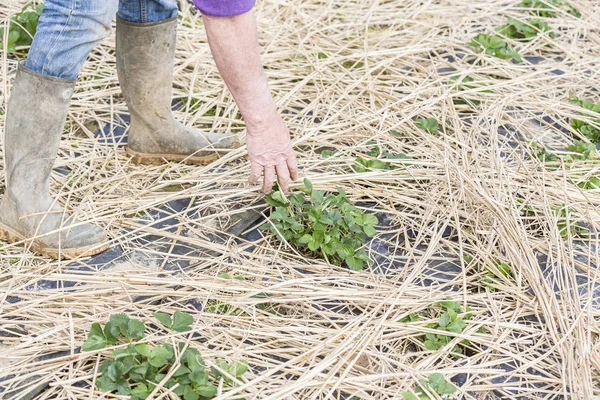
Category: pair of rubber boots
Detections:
[{"x1": 0, "y1": 18, "x2": 238, "y2": 259}]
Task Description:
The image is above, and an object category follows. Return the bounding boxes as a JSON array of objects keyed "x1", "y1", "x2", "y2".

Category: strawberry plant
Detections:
[
  {"x1": 468, "y1": 33, "x2": 522, "y2": 63},
  {"x1": 261, "y1": 179, "x2": 378, "y2": 271},
  {"x1": 518, "y1": 200, "x2": 588, "y2": 239},
  {"x1": 82, "y1": 312, "x2": 248, "y2": 399},
  {"x1": 565, "y1": 141, "x2": 597, "y2": 161},
  {"x1": 354, "y1": 147, "x2": 411, "y2": 172},
  {"x1": 482, "y1": 262, "x2": 513, "y2": 290},
  {"x1": 416, "y1": 117, "x2": 440, "y2": 134},
  {"x1": 0, "y1": 2, "x2": 43, "y2": 53},
  {"x1": 496, "y1": 17, "x2": 555, "y2": 41},
  {"x1": 402, "y1": 373, "x2": 457, "y2": 399},
  {"x1": 401, "y1": 299, "x2": 473, "y2": 356},
  {"x1": 577, "y1": 176, "x2": 600, "y2": 190},
  {"x1": 569, "y1": 97, "x2": 600, "y2": 142},
  {"x1": 520, "y1": 0, "x2": 580, "y2": 18}
]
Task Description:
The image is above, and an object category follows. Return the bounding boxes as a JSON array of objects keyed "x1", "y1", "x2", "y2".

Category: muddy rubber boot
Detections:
[
  {"x1": 116, "y1": 17, "x2": 240, "y2": 166},
  {"x1": 0, "y1": 63, "x2": 109, "y2": 259}
]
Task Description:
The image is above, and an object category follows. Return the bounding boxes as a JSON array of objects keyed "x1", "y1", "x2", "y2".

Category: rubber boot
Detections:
[
  {"x1": 0, "y1": 63, "x2": 109, "y2": 259},
  {"x1": 116, "y1": 17, "x2": 240, "y2": 166}
]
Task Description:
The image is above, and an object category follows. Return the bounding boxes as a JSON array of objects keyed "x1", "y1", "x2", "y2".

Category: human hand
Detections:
[{"x1": 246, "y1": 114, "x2": 299, "y2": 193}]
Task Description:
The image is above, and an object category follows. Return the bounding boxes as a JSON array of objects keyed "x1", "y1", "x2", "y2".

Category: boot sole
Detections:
[
  {"x1": 0, "y1": 221, "x2": 110, "y2": 260},
  {"x1": 126, "y1": 146, "x2": 221, "y2": 166}
]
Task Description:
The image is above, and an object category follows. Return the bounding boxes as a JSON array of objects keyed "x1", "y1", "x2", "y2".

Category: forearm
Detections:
[{"x1": 202, "y1": 11, "x2": 276, "y2": 129}]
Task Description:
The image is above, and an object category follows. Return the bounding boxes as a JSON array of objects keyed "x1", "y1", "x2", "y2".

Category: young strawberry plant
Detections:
[
  {"x1": 565, "y1": 141, "x2": 597, "y2": 161},
  {"x1": 415, "y1": 117, "x2": 440, "y2": 134},
  {"x1": 496, "y1": 17, "x2": 555, "y2": 41},
  {"x1": 401, "y1": 299, "x2": 473, "y2": 356},
  {"x1": 468, "y1": 33, "x2": 522, "y2": 63},
  {"x1": 0, "y1": 2, "x2": 43, "y2": 53},
  {"x1": 261, "y1": 179, "x2": 378, "y2": 271},
  {"x1": 402, "y1": 373, "x2": 457, "y2": 400},
  {"x1": 354, "y1": 145, "x2": 411, "y2": 172},
  {"x1": 576, "y1": 176, "x2": 600, "y2": 190},
  {"x1": 82, "y1": 312, "x2": 248, "y2": 399},
  {"x1": 569, "y1": 97, "x2": 600, "y2": 143},
  {"x1": 520, "y1": 0, "x2": 580, "y2": 18}
]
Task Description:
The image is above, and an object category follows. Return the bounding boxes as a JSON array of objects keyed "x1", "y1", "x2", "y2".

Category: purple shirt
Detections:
[{"x1": 193, "y1": 0, "x2": 256, "y2": 16}]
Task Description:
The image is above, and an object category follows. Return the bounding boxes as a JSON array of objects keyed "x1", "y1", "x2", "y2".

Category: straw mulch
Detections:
[{"x1": 1, "y1": 0, "x2": 600, "y2": 398}]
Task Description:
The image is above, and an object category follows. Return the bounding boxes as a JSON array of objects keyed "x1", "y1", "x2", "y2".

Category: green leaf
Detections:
[
  {"x1": 298, "y1": 234, "x2": 312, "y2": 244},
  {"x1": 428, "y1": 372, "x2": 445, "y2": 388},
  {"x1": 131, "y1": 383, "x2": 150, "y2": 399},
  {"x1": 437, "y1": 381, "x2": 457, "y2": 394},
  {"x1": 172, "y1": 311, "x2": 194, "y2": 332},
  {"x1": 362, "y1": 214, "x2": 379, "y2": 226},
  {"x1": 230, "y1": 359, "x2": 249, "y2": 377},
  {"x1": 153, "y1": 312, "x2": 172, "y2": 329},
  {"x1": 82, "y1": 323, "x2": 107, "y2": 351},
  {"x1": 270, "y1": 190, "x2": 289, "y2": 206},
  {"x1": 148, "y1": 345, "x2": 173, "y2": 368},
  {"x1": 439, "y1": 313, "x2": 451, "y2": 328},
  {"x1": 196, "y1": 383, "x2": 217, "y2": 397},
  {"x1": 446, "y1": 319, "x2": 467, "y2": 333},
  {"x1": 401, "y1": 393, "x2": 419, "y2": 400},
  {"x1": 363, "y1": 225, "x2": 377, "y2": 237},
  {"x1": 134, "y1": 343, "x2": 151, "y2": 357},
  {"x1": 127, "y1": 319, "x2": 145, "y2": 340},
  {"x1": 424, "y1": 340, "x2": 440, "y2": 351},
  {"x1": 190, "y1": 368, "x2": 208, "y2": 384},
  {"x1": 345, "y1": 256, "x2": 364, "y2": 271},
  {"x1": 184, "y1": 385, "x2": 200, "y2": 400},
  {"x1": 303, "y1": 178, "x2": 313, "y2": 191}
]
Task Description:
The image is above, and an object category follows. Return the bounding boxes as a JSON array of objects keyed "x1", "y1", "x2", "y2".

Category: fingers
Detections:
[
  {"x1": 248, "y1": 162, "x2": 262, "y2": 185},
  {"x1": 275, "y1": 163, "x2": 291, "y2": 193},
  {"x1": 286, "y1": 154, "x2": 299, "y2": 181},
  {"x1": 263, "y1": 165, "x2": 276, "y2": 193}
]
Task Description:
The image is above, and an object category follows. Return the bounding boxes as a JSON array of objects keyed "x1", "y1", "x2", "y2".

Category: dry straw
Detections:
[{"x1": 1, "y1": 0, "x2": 600, "y2": 398}]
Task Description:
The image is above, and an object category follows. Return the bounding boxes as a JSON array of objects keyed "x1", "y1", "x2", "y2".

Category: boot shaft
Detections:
[
  {"x1": 116, "y1": 16, "x2": 178, "y2": 134},
  {"x1": 3, "y1": 62, "x2": 75, "y2": 198}
]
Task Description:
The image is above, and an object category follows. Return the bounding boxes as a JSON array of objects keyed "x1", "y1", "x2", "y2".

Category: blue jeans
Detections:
[{"x1": 24, "y1": 0, "x2": 178, "y2": 80}]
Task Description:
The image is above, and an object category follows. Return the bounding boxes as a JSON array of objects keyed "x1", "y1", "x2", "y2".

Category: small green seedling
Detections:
[
  {"x1": 0, "y1": 2, "x2": 43, "y2": 53},
  {"x1": 565, "y1": 141, "x2": 597, "y2": 161},
  {"x1": 354, "y1": 143, "x2": 412, "y2": 171},
  {"x1": 496, "y1": 17, "x2": 555, "y2": 41},
  {"x1": 402, "y1": 373, "x2": 457, "y2": 399},
  {"x1": 569, "y1": 97, "x2": 600, "y2": 143},
  {"x1": 468, "y1": 33, "x2": 522, "y2": 63},
  {"x1": 400, "y1": 300, "x2": 473, "y2": 356},
  {"x1": 520, "y1": 0, "x2": 580, "y2": 18},
  {"x1": 262, "y1": 179, "x2": 378, "y2": 271},
  {"x1": 531, "y1": 142, "x2": 559, "y2": 162},
  {"x1": 518, "y1": 200, "x2": 588, "y2": 239},
  {"x1": 554, "y1": 206, "x2": 588, "y2": 238},
  {"x1": 320, "y1": 149, "x2": 338, "y2": 159},
  {"x1": 482, "y1": 262, "x2": 513, "y2": 290},
  {"x1": 577, "y1": 176, "x2": 600, "y2": 190},
  {"x1": 82, "y1": 313, "x2": 248, "y2": 399},
  {"x1": 416, "y1": 118, "x2": 440, "y2": 134}
]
